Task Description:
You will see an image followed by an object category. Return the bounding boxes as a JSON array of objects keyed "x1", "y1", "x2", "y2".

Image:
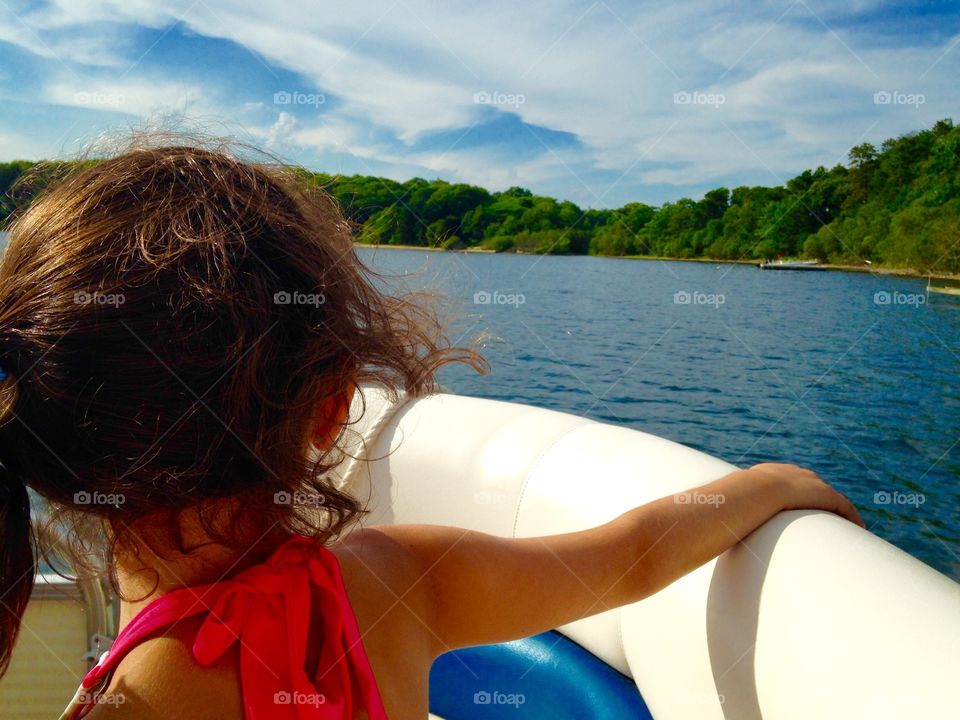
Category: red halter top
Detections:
[{"x1": 60, "y1": 536, "x2": 388, "y2": 719}]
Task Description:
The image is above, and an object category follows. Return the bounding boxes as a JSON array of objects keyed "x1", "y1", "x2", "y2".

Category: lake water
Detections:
[
  {"x1": 358, "y1": 247, "x2": 960, "y2": 581},
  {"x1": 2, "y1": 226, "x2": 955, "y2": 580}
]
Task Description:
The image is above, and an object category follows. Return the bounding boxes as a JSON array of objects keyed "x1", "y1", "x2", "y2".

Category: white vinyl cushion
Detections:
[{"x1": 342, "y1": 386, "x2": 960, "y2": 720}]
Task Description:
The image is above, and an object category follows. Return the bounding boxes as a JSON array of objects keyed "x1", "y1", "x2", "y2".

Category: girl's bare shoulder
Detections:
[
  {"x1": 328, "y1": 526, "x2": 437, "y2": 719},
  {"x1": 327, "y1": 525, "x2": 436, "y2": 646},
  {"x1": 83, "y1": 617, "x2": 243, "y2": 720}
]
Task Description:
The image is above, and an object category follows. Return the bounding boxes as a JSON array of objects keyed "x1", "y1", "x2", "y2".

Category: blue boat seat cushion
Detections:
[{"x1": 429, "y1": 630, "x2": 653, "y2": 719}]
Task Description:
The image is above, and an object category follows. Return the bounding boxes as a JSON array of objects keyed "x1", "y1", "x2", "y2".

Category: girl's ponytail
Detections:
[{"x1": 0, "y1": 463, "x2": 34, "y2": 678}]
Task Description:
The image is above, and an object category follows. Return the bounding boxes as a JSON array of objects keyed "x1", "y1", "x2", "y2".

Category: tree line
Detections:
[{"x1": 2, "y1": 118, "x2": 958, "y2": 272}]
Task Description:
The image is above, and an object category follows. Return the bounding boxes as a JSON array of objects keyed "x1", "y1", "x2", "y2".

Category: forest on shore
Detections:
[{"x1": 1, "y1": 118, "x2": 958, "y2": 273}]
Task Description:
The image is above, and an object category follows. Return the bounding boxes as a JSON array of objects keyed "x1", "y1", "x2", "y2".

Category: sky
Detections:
[{"x1": 0, "y1": 0, "x2": 957, "y2": 208}]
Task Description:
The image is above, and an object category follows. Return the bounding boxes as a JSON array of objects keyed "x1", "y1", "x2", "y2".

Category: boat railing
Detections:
[{"x1": 31, "y1": 505, "x2": 117, "y2": 665}]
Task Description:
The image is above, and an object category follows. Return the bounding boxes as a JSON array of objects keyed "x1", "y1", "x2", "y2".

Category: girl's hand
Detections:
[{"x1": 744, "y1": 462, "x2": 866, "y2": 528}]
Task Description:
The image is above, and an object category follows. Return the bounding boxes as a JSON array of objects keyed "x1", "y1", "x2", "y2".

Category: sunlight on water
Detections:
[{"x1": 359, "y1": 247, "x2": 960, "y2": 581}]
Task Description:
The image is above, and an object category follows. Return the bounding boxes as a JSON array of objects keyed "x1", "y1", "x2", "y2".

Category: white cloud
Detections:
[
  {"x1": 265, "y1": 110, "x2": 297, "y2": 147},
  {"x1": 0, "y1": 128, "x2": 58, "y2": 161},
  {"x1": 45, "y1": 77, "x2": 205, "y2": 117},
  {"x1": 1, "y1": 0, "x2": 958, "y2": 205}
]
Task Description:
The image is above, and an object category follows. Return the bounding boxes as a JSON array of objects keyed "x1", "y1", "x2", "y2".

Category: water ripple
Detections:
[{"x1": 361, "y1": 249, "x2": 960, "y2": 580}]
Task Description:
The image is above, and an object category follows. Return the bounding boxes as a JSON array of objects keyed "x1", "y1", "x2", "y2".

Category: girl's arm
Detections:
[{"x1": 343, "y1": 463, "x2": 863, "y2": 656}]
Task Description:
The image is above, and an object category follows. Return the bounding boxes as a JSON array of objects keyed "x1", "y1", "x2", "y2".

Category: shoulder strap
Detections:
[
  {"x1": 61, "y1": 536, "x2": 388, "y2": 720},
  {"x1": 59, "y1": 581, "x2": 230, "y2": 719}
]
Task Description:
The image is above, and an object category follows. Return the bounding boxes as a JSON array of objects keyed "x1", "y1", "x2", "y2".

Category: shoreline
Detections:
[
  {"x1": 355, "y1": 243, "x2": 494, "y2": 253},
  {"x1": 353, "y1": 243, "x2": 959, "y2": 281},
  {"x1": 617, "y1": 254, "x2": 958, "y2": 280}
]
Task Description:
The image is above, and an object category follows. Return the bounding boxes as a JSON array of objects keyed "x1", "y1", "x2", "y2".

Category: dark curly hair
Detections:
[{"x1": 0, "y1": 139, "x2": 485, "y2": 676}]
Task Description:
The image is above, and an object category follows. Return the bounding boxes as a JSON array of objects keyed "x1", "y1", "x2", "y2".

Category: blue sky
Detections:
[{"x1": 0, "y1": 0, "x2": 957, "y2": 207}]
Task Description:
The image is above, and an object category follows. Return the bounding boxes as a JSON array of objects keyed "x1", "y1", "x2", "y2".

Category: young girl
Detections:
[{"x1": 0, "y1": 142, "x2": 864, "y2": 719}]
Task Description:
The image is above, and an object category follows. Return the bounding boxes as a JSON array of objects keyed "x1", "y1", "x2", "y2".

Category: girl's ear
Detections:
[{"x1": 311, "y1": 382, "x2": 356, "y2": 451}]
